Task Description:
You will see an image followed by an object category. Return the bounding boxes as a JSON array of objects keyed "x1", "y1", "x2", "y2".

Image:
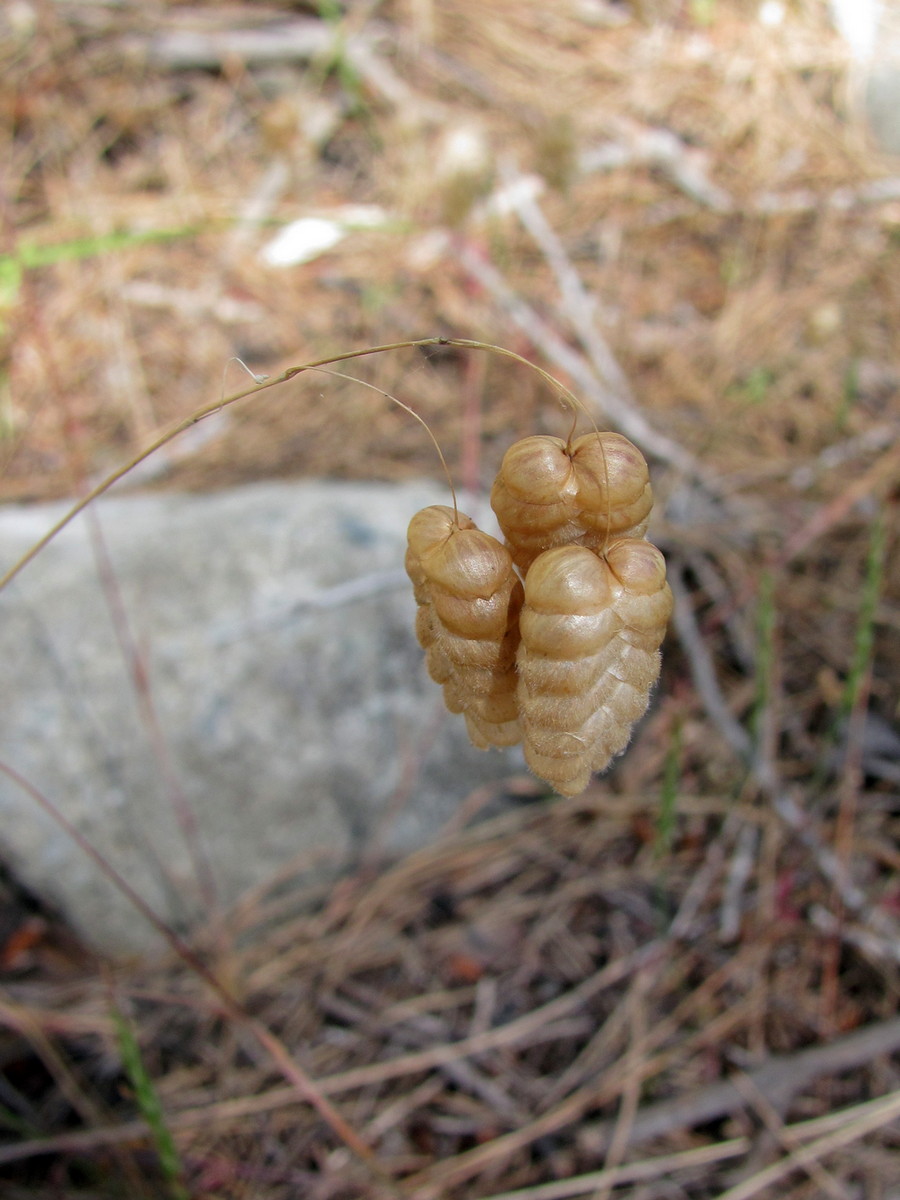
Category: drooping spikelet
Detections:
[
  {"x1": 406, "y1": 423, "x2": 671, "y2": 794},
  {"x1": 516, "y1": 538, "x2": 672, "y2": 796},
  {"x1": 406, "y1": 505, "x2": 523, "y2": 749},
  {"x1": 490, "y1": 433, "x2": 653, "y2": 573}
]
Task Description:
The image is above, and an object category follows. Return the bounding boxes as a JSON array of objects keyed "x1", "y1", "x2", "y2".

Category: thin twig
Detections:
[
  {"x1": 477, "y1": 1139, "x2": 750, "y2": 1200},
  {"x1": 578, "y1": 1016, "x2": 900, "y2": 1156},
  {"x1": 455, "y1": 239, "x2": 708, "y2": 481},
  {"x1": 809, "y1": 906, "x2": 900, "y2": 967},
  {"x1": 668, "y1": 561, "x2": 900, "y2": 948},
  {"x1": 712, "y1": 1088, "x2": 900, "y2": 1200},
  {"x1": 729, "y1": 1070, "x2": 851, "y2": 1200},
  {"x1": 579, "y1": 122, "x2": 732, "y2": 210},
  {"x1": 719, "y1": 822, "x2": 759, "y2": 944},
  {"x1": 668, "y1": 566, "x2": 752, "y2": 760},
  {"x1": 591, "y1": 969, "x2": 650, "y2": 1200}
]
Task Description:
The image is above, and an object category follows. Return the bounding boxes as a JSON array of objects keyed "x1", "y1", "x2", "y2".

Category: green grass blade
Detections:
[
  {"x1": 839, "y1": 508, "x2": 886, "y2": 727},
  {"x1": 112, "y1": 1006, "x2": 189, "y2": 1200},
  {"x1": 7, "y1": 225, "x2": 201, "y2": 272},
  {"x1": 835, "y1": 358, "x2": 860, "y2": 433}
]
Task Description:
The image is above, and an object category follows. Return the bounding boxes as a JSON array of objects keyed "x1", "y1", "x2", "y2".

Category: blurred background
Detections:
[{"x1": 4, "y1": 0, "x2": 899, "y2": 502}]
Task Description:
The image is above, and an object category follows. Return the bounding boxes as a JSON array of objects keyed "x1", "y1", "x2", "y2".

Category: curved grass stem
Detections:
[{"x1": 0, "y1": 337, "x2": 584, "y2": 592}]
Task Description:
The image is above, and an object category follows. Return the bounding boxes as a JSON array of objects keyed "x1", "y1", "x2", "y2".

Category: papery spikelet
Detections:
[
  {"x1": 516, "y1": 539, "x2": 672, "y2": 796},
  {"x1": 406, "y1": 505, "x2": 523, "y2": 749},
  {"x1": 491, "y1": 433, "x2": 653, "y2": 573}
]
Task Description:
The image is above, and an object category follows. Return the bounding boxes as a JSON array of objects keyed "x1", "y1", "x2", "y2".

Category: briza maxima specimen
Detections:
[
  {"x1": 405, "y1": 505, "x2": 523, "y2": 750},
  {"x1": 407, "y1": 430, "x2": 671, "y2": 796}
]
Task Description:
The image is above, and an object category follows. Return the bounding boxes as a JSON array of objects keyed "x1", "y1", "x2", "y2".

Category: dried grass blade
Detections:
[{"x1": 712, "y1": 1088, "x2": 900, "y2": 1200}]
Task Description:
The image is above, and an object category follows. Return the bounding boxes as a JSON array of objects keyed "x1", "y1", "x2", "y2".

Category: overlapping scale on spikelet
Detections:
[
  {"x1": 490, "y1": 433, "x2": 653, "y2": 573},
  {"x1": 516, "y1": 538, "x2": 673, "y2": 796},
  {"x1": 406, "y1": 505, "x2": 524, "y2": 749}
]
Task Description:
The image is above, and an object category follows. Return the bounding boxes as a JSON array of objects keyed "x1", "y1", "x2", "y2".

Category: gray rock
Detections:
[
  {"x1": 0, "y1": 481, "x2": 523, "y2": 956},
  {"x1": 831, "y1": 0, "x2": 900, "y2": 155},
  {"x1": 865, "y1": 58, "x2": 900, "y2": 156}
]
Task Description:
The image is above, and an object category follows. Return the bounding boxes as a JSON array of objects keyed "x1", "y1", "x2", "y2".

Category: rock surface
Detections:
[
  {"x1": 831, "y1": 0, "x2": 900, "y2": 155},
  {"x1": 0, "y1": 481, "x2": 524, "y2": 956}
]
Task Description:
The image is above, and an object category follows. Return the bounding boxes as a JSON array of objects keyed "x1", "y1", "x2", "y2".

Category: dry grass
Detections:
[
  {"x1": 1, "y1": 0, "x2": 899, "y2": 1196},
  {"x1": 2, "y1": 789, "x2": 899, "y2": 1197},
  {"x1": 6, "y1": 0, "x2": 898, "y2": 501}
]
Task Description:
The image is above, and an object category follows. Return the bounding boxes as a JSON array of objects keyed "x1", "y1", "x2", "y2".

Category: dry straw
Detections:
[{"x1": 2, "y1": 1, "x2": 899, "y2": 1195}]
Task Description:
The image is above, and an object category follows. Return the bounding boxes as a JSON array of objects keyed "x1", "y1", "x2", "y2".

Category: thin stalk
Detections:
[
  {"x1": 837, "y1": 508, "x2": 885, "y2": 734},
  {"x1": 0, "y1": 337, "x2": 585, "y2": 592},
  {"x1": 656, "y1": 721, "x2": 682, "y2": 859},
  {"x1": 750, "y1": 569, "x2": 776, "y2": 767},
  {"x1": 823, "y1": 509, "x2": 887, "y2": 1026},
  {"x1": 812, "y1": 507, "x2": 887, "y2": 793},
  {"x1": 309, "y1": 366, "x2": 460, "y2": 523}
]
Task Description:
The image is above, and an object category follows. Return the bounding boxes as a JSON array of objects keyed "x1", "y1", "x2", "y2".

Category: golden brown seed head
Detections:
[
  {"x1": 605, "y1": 537, "x2": 668, "y2": 595},
  {"x1": 568, "y1": 433, "x2": 653, "y2": 543},
  {"x1": 406, "y1": 505, "x2": 523, "y2": 751},
  {"x1": 407, "y1": 426, "x2": 669, "y2": 795},
  {"x1": 516, "y1": 540, "x2": 671, "y2": 796},
  {"x1": 604, "y1": 538, "x2": 674, "y2": 640},
  {"x1": 491, "y1": 433, "x2": 654, "y2": 572},
  {"x1": 407, "y1": 506, "x2": 513, "y2": 600},
  {"x1": 492, "y1": 436, "x2": 575, "y2": 503},
  {"x1": 519, "y1": 544, "x2": 614, "y2": 616}
]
